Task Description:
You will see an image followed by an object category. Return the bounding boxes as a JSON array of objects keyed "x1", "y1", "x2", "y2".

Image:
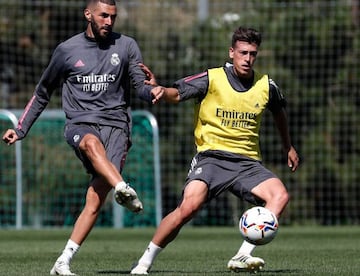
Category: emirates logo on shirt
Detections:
[{"x1": 77, "y1": 73, "x2": 116, "y2": 92}]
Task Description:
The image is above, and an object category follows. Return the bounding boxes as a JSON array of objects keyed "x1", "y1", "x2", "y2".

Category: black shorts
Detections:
[
  {"x1": 185, "y1": 150, "x2": 278, "y2": 205},
  {"x1": 64, "y1": 123, "x2": 131, "y2": 176}
]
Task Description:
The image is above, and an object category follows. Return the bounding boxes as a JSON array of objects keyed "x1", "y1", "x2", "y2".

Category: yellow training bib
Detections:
[{"x1": 194, "y1": 67, "x2": 269, "y2": 160}]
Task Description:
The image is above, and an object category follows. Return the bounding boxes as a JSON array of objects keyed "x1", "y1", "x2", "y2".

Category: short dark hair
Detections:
[
  {"x1": 86, "y1": 0, "x2": 116, "y2": 7},
  {"x1": 231, "y1": 27, "x2": 262, "y2": 47}
]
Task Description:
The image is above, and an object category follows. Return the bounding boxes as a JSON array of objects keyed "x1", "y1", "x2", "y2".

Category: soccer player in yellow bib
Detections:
[{"x1": 132, "y1": 26, "x2": 299, "y2": 274}]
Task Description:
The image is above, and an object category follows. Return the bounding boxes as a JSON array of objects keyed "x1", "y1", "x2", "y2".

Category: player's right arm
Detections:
[
  {"x1": 6, "y1": 44, "x2": 65, "y2": 142},
  {"x1": 141, "y1": 63, "x2": 208, "y2": 104}
]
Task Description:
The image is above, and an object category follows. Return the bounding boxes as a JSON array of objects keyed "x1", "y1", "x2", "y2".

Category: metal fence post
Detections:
[{"x1": 0, "y1": 109, "x2": 22, "y2": 229}]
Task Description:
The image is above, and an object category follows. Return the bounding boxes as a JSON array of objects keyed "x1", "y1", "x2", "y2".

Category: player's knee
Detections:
[
  {"x1": 80, "y1": 135, "x2": 101, "y2": 154},
  {"x1": 178, "y1": 203, "x2": 200, "y2": 222},
  {"x1": 278, "y1": 190, "x2": 289, "y2": 207},
  {"x1": 271, "y1": 189, "x2": 289, "y2": 210},
  {"x1": 85, "y1": 190, "x2": 103, "y2": 215}
]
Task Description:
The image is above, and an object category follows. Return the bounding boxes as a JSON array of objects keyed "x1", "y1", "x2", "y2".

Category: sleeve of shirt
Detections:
[
  {"x1": 127, "y1": 38, "x2": 153, "y2": 103},
  {"x1": 267, "y1": 78, "x2": 287, "y2": 114},
  {"x1": 15, "y1": 45, "x2": 65, "y2": 139},
  {"x1": 173, "y1": 71, "x2": 209, "y2": 101}
]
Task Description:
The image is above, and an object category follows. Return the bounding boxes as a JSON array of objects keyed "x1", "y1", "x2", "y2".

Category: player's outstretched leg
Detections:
[
  {"x1": 114, "y1": 182, "x2": 143, "y2": 213},
  {"x1": 227, "y1": 253, "x2": 265, "y2": 273}
]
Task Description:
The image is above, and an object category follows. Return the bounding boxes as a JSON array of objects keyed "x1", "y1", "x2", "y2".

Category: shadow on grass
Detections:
[
  {"x1": 97, "y1": 269, "x2": 303, "y2": 275},
  {"x1": 97, "y1": 270, "x2": 129, "y2": 274},
  {"x1": 261, "y1": 269, "x2": 303, "y2": 274}
]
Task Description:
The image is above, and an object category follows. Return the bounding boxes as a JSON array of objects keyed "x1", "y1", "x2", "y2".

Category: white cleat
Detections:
[
  {"x1": 130, "y1": 262, "x2": 151, "y2": 275},
  {"x1": 227, "y1": 253, "x2": 265, "y2": 274},
  {"x1": 114, "y1": 183, "x2": 143, "y2": 213},
  {"x1": 50, "y1": 260, "x2": 76, "y2": 276}
]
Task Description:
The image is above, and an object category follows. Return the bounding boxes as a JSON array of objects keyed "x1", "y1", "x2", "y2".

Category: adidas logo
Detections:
[{"x1": 74, "y1": 59, "x2": 85, "y2": 67}]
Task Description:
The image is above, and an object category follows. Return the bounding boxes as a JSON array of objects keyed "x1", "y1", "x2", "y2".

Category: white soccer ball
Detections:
[{"x1": 239, "y1": 206, "x2": 279, "y2": 245}]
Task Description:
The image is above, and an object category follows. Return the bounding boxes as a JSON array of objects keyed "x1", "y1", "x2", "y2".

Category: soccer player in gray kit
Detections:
[{"x1": 2, "y1": 0, "x2": 155, "y2": 275}]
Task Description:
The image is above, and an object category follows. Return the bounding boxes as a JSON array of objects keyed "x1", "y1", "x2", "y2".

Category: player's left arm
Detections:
[
  {"x1": 268, "y1": 79, "x2": 299, "y2": 172},
  {"x1": 127, "y1": 39, "x2": 154, "y2": 103},
  {"x1": 273, "y1": 108, "x2": 299, "y2": 171},
  {"x1": 138, "y1": 63, "x2": 180, "y2": 104}
]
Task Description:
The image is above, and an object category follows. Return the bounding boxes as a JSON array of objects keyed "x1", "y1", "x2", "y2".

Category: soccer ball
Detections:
[{"x1": 239, "y1": 206, "x2": 278, "y2": 245}]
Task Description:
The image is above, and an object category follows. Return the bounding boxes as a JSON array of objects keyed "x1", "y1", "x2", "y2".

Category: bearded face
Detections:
[{"x1": 85, "y1": 2, "x2": 117, "y2": 41}]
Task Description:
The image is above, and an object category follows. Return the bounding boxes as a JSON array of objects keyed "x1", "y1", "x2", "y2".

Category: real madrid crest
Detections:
[{"x1": 110, "y1": 53, "x2": 120, "y2": 66}]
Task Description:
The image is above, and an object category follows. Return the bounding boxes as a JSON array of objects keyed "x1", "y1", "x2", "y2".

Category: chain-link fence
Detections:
[{"x1": 0, "y1": 0, "x2": 359, "y2": 227}]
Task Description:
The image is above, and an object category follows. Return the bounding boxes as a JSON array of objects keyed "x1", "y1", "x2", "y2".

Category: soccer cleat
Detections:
[
  {"x1": 50, "y1": 260, "x2": 76, "y2": 276},
  {"x1": 114, "y1": 183, "x2": 143, "y2": 213},
  {"x1": 227, "y1": 253, "x2": 265, "y2": 274},
  {"x1": 130, "y1": 262, "x2": 151, "y2": 275}
]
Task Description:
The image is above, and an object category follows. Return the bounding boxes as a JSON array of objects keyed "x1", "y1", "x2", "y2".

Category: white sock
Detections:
[
  {"x1": 138, "y1": 241, "x2": 163, "y2": 267},
  {"x1": 233, "y1": 240, "x2": 256, "y2": 257},
  {"x1": 115, "y1": 181, "x2": 127, "y2": 191},
  {"x1": 58, "y1": 239, "x2": 80, "y2": 264}
]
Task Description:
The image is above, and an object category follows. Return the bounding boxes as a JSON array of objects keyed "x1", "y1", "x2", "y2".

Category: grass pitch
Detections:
[{"x1": 0, "y1": 226, "x2": 359, "y2": 275}]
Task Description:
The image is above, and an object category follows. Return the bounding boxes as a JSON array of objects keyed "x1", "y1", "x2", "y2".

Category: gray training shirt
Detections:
[{"x1": 15, "y1": 32, "x2": 153, "y2": 139}]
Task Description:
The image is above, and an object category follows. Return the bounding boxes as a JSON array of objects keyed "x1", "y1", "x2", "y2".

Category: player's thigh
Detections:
[
  {"x1": 251, "y1": 177, "x2": 287, "y2": 202},
  {"x1": 180, "y1": 180, "x2": 208, "y2": 211},
  {"x1": 64, "y1": 123, "x2": 100, "y2": 148},
  {"x1": 64, "y1": 124, "x2": 102, "y2": 173},
  {"x1": 230, "y1": 160, "x2": 277, "y2": 205}
]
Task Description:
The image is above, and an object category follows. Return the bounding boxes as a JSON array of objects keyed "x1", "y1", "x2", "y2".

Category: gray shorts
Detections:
[
  {"x1": 64, "y1": 123, "x2": 131, "y2": 176},
  {"x1": 185, "y1": 150, "x2": 278, "y2": 205}
]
